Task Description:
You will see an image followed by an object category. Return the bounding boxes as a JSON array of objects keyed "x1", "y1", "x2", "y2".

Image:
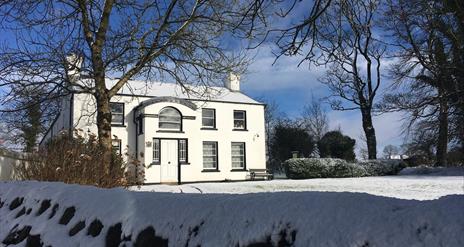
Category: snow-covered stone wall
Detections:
[{"x1": 1, "y1": 181, "x2": 463, "y2": 247}]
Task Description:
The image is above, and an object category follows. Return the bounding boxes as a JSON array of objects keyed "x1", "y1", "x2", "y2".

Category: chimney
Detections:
[
  {"x1": 225, "y1": 72, "x2": 240, "y2": 91},
  {"x1": 66, "y1": 53, "x2": 83, "y2": 82}
]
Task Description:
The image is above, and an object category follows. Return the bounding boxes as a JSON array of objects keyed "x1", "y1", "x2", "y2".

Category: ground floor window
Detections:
[
  {"x1": 231, "y1": 142, "x2": 245, "y2": 169},
  {"x1": 203, "y1": 141, "x2": 218, "y2": 170},
  {"x1": 110, "y1": 102, "x2": 124, "y2": 125},
  {"x1": 112, "y1": 139, "x2": 122, "y2": 155},
  {"x1": 153, "y1": 138, "x2": 160, "y2": 163},
  {"x1": 179, "y1": 139, "x2": 188, "y2": 163}
]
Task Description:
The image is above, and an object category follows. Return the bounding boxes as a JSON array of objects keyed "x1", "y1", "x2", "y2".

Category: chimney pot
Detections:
[{"x1": 226, "y1": 72, "x2": 240, "y2": 91}]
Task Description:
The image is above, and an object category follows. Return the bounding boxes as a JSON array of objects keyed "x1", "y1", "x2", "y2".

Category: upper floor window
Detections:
[
  {"x1": 202, "y1": 108, "x2": 216, "y2": 129},
  {"x1": 110, "y1": 102, "x2": 124, "y2": 125},
  {"x1": 159, "y1": 107, "x2": 181, "y2": 131},
  {"x1": 233, "y1": 110, "x2": 246, "y2": 130}
]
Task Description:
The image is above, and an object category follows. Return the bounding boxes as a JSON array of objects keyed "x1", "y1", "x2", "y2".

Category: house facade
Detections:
[{"x1": 41, "y1": 76, "x2": 266, "y2": 184}]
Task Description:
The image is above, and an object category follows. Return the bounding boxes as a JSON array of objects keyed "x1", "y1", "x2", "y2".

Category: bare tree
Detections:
[
  {"x1": 243, "y1": 0, "x2": 384, "y2": 159},
  {"x1": 382, "y1": 144, "x2": 399, "y2": 159},
  {"x1": 314, "y1": 0, "x2": 385, "y2": 159},
  {"x1": 301, "y1": 96, "x2": 328, "y2": 141},
  {"x1": 380, "y1": 0, "x2": 462, "y2": 165},
  {"x1": 359, "y1": 148, "x2": 369, "y2": 160},
  {"x1": 0, "y1": 1, "x2": 251, "y2": 174}
]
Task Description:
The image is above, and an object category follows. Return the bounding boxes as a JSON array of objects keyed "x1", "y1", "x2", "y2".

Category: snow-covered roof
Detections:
[{"x1": 105, "y1": 79, "x2": 263, "y2": 105}]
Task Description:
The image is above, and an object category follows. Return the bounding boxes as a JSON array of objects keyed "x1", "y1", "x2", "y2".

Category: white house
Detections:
[{"x1": 41, "y1": 74, "x2": 266, "y2": 184}]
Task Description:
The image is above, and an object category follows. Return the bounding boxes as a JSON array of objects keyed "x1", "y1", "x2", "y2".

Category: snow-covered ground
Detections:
[
  {"x1": 134, "y1": 175, "x2": 464, "y2": 200},
  {"x1": 1, "y1": 172, "x2": 463, "y2": 246}
]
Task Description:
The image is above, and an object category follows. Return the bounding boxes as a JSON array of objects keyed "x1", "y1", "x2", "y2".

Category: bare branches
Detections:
[
  {"x1": 301, "y1": 96, "x2": 329, "y2": 141},
  {"x1": 0, "y1": 0, "x2": 256, "y2": 154}
]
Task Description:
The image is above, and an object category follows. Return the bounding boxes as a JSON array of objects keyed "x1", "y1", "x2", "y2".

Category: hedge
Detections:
[
  {"x1": 283, "y1": 158, "x2": 406, "y2": 179},
  {"x1": 283, "y1": 158, "x2": 367, "y2": 179},
  {"x1": 358, "y1": 160, "x2": 406, "y2": 176}
]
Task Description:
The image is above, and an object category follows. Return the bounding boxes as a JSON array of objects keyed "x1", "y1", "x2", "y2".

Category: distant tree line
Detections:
[{"x1": 261, "y1": 97, "x2": 356, "y2": 172}]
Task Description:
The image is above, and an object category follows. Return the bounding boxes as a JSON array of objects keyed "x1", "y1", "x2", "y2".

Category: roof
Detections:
[{"x1": 104, "y1": 79, "x2": 263, "y2": 105}]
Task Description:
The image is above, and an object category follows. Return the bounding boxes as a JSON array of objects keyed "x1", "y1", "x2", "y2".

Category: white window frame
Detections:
[
  {"x1": 202, "y1": 108, "x2": 216, "y2": 129},
  {"x1": 202, "y1": 141, "x2": 218, "y2": 170},
  {"x1": 233, "y1": 110, "x2": 246, "y2": 130},
  {"x1": 158, "y1": 107, "x2": 182, "y2": 131},
  {"x1": 179, "y1": 139, "x2": 188, "y2": 163},
  {"x1": 231, "y1": 142, "x2": 246, "y2": 169},
  {"x1": 152, "y1": 138, "x2": 160, "y2": 163},
  {"x1": 110, "y1": 102, "x2": 124, "y2": 126}
]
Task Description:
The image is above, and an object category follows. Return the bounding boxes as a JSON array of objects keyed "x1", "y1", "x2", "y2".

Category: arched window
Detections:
[{"x1": 159, "y1": 107, "x2": 182, "y2": 131}]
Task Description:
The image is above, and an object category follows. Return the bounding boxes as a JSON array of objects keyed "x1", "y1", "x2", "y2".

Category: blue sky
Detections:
[
  {"x1": 241, "y1": 45, "x2": 406, "y2": 155},
  {"x1": 0, "y1": 1, "x2": 406, "y2": 156}
]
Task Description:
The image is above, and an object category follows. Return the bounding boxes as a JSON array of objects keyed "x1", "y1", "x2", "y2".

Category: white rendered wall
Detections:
[
  {"x1": 140, "y1": 100, "x2": 266, "y2": 183},
  {"x1": 69, "y1": 93, "x2": 266, "y2": 183}
]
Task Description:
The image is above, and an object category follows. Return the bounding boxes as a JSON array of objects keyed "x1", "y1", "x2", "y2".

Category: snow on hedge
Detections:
[
  {"x1": 357, "y1": 159, "x2": 406, "y2": 176},
  {"x1": 1, "y1": 181, "x2": 464, "y2": 247},
  {"x1": 284, "y1": 158, "x2": 367, "y2": 179},
  {"x1": 283, "y1": 158, "x2": 406, "y2": 179}
]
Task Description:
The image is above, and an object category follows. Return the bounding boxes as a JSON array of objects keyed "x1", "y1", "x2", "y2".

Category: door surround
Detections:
[{"x1": 155, "y1": 137, "x2": 187, "y2": 184}]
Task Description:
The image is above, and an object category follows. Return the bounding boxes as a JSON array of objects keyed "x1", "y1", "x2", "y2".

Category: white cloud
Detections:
[
  {"x1": 240, "y1": 45, "x2": 407, "y2": 158},
  {"x1": 241, "y1": 46, "x2": 325, "y2": 92}
]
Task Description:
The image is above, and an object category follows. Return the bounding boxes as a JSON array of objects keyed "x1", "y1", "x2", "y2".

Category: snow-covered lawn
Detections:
[
  {"x1": 1, "y1": 170, "x2": 463, "y2": 246},
  {"x1": 134, "y1": 175, "x2": 464, "y2": 200}
]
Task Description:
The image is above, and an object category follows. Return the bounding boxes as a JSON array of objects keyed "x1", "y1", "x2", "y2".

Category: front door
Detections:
[{"x1": 160, "y1": 139, "x2": 178, "y2": 183}]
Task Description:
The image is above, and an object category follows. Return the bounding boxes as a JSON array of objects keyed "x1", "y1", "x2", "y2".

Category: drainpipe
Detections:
[
  {"x1": 69, "y1": 93, "x2": 74, "y2": 138},
  {"x1": 133, "y1": 105, "x2": 141, "y2": 183},
  {"x1": 178, "y1": 161, "x2": 182, "y2": 185}
]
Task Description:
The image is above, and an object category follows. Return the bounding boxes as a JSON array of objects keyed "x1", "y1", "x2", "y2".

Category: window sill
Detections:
[
  {"x1": 201, "y1": 127, "x2": 217, "y2": 131},
  {"x1": 231, "y1": 169, "x2": 247, "y2": 172},
  {"x1": 201, "y1": 169, "x2": 220, "y2": 172},
  {"x1": 156, "y1": 130, "x2": 185, "y2": 133},
  {"x1": 232, "y1": 129, "x2": 248, "y2": 131},
  {"x1": 148, "y1": 162, "x2": 160, "y2": 168},
  {"x1": 111, "y1": 124, "x2": 126, "y2": 127}
]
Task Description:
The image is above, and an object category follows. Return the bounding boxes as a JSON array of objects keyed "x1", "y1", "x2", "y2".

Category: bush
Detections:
[
  {"x1": 357, "y1": 159, "x2": 406, "y2": 176},
  {"x1": 283, "y1": 158, "x2": 367, "y2": 179},
  {"x1": 269, "y1": 124, "x2": 315, "y2": 172},
  {"x1": 15, "y1": 129, "x2": 138, "y2": 188},
  {"x1": 318, "y1": 131, "x2": 356, "y2": 161}
]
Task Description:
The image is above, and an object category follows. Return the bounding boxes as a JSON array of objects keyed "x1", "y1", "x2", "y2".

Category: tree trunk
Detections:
[
  {"x1": 95, "y1": 77, "x2": 113, "y2": 175},
  {"x1": 361, "y1": 107, "x2": 377, "y2": 159},
  {"x1": 436, "y1": 91, "x2": 448, "y2": 166}
]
